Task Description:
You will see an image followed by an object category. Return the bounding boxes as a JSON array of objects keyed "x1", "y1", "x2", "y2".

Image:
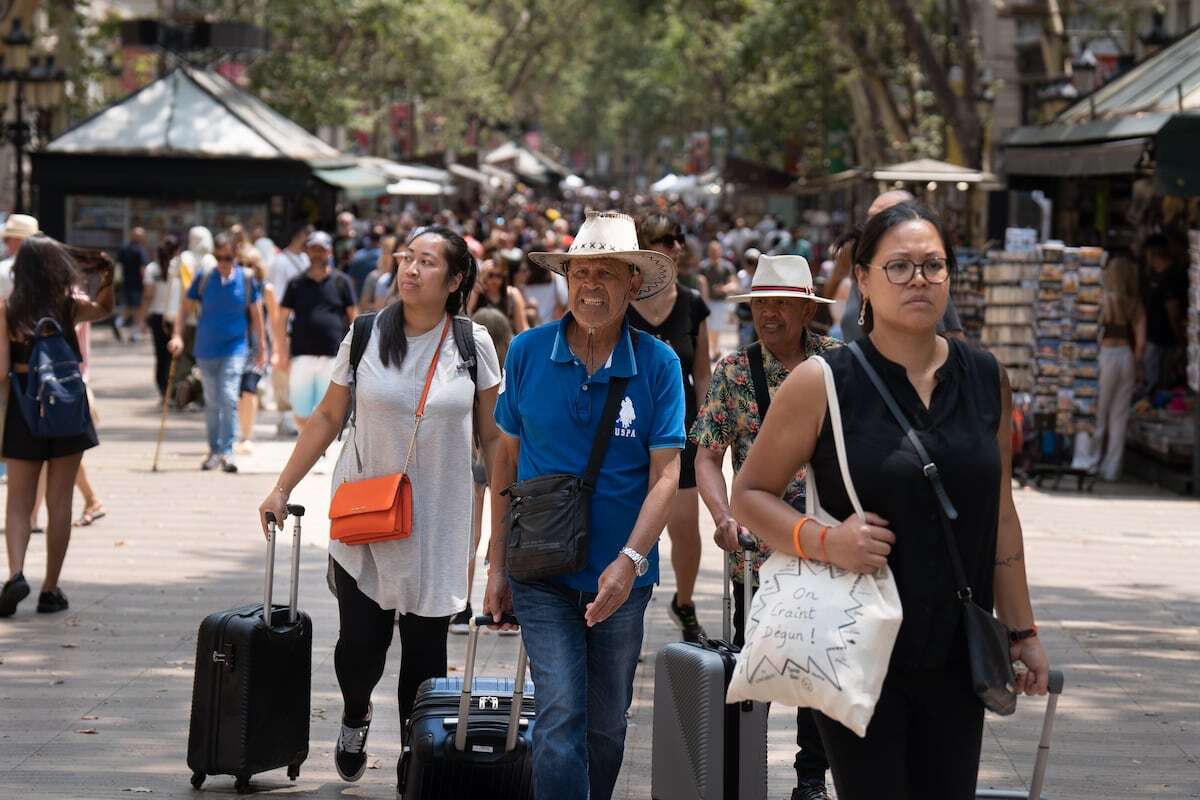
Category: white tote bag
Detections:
[{"x1": 726, "y1": 355, "x2": 903, "y2": 737}]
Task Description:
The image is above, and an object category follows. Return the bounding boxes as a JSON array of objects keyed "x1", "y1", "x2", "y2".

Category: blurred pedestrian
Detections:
[
  {"x1": 116, "y1": 227, "x2": 149, "y2": 341},
  {"x1": 276, "y1": 231, "x2": 357, "y2": 434},
  {"x1": 166, "y1": 227, "x2": 216, "y2": 409},
  {"x1": 1140, "y1": 233, "x2": 1187, "y2": 392},
  {"x1": 1080, "y1": 251, "x2": 1145, "y2": 480},
  {"x1": 168, "y1": 234, "x2": 266, "y2": 472},
  {"x1": 731, "y1": 202, "x2": 1049, "y2": 798},
  {"x1": 0, "y1": 213, "x2": 40, "y2": 300},
  {"x1": 734, "y1": 247, "x2": 761, "y2": 346},
  {"x1": 628, "y1": 212, "x2": 711, "y2": 644},
  {"x1": 258, "y1": 226, "x2": 501, "y2": 788},
  {"x1": 236, "y1": 247, "x2": 276, "y2": 454},
  {"x1": 142, "y1": 235, "x2": 180, "y2": 398},
  {"x1": 268, "y1": 225, "x2": 310, "y2": 435},
  {"x1": 0, "y1": 236, "x2": 115, "y2": 617},
  {"x1": 359, "y1": 235, "x2": 397, "y2": 312},
  {"x1": 347, "y1": 232, "x2": 382, "y2": 298},
  {"x1": 468, "y1": 258, "x2": 529, "y2": 334}
]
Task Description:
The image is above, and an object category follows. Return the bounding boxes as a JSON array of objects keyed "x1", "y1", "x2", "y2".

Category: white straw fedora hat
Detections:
[
  {"x1": 728, "y1": 254, "x2": 834, "y2": 304},
  {"x1": 527, "y1": 211, "x2": 676, "y2": 300},
  {"x1": 2, "y1": 214, "x2": 41, "y2": 240}
]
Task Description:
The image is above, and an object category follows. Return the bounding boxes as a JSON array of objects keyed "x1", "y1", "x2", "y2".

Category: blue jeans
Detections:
[
  {"x1": 510, "y1": 578, "x2": 653, "y2": 800},
  {"x1": 197, "y1": 354, "x2": 245, "y2": 456}
]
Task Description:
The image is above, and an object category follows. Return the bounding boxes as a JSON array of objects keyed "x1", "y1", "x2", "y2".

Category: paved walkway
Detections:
[{"x1": 1, "y1": 338, "x2": 1197, "y2": 799}]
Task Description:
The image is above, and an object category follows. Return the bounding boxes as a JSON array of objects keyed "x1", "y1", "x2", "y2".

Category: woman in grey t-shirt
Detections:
[{"x1": 259, "y1": 226, "x2": 502, "y2": 786}]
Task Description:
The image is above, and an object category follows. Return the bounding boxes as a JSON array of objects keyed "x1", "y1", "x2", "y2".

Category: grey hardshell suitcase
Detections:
[
  {"x1": 652, "y1": 543, "x2": 769, "y2": 800},
  {"x1": 186, "y1": 505, "x2": 311, "y2": 794},
  {"x1": 977, "y1": 670, "x2": 1066, "y2": 799}
]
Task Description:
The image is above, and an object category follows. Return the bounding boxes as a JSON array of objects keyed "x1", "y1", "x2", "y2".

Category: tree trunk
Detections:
[{"x1": 883, "y1": 0, "x2": 983, "y2": 167}]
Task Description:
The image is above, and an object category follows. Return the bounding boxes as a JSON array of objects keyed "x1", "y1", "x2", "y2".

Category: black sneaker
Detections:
[
  {"x1": 668, "y1": 593, "x2": 708, "y2": 644},
  {"x1": 792, "y1": 778, "x2": 832, "y2": 800},
  {"x1": 449, "y1": 604, "x2": 473, "y2": 635},
  {"x1": 36, "y1": 588, "x2": 69, "y2": 614},
  {"x1": 335, "y1": 705, "x2": 372, "y2": 782},
  {"x1": 0, "y1": 573, "x2": 31, "y2": 617}
]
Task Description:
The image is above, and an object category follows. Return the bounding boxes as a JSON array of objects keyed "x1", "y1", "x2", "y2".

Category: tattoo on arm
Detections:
[{"x1": 995, "y1": 550, "x2": 1024, "y2": 568}]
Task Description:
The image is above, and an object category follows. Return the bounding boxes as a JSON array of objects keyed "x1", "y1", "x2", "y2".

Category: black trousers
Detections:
[
  {"x1": 332, "y1": 560, "x2": 451, "y2": 728},
  {"x1": 732, "y1": 579, "x2": 828, "y2": 783},
  {"x1": 147, "y1": 313, "x2": 172, "y2": 397},
  {"x1": 814, "y1": 665, "x2": 985, "y2": 799}
]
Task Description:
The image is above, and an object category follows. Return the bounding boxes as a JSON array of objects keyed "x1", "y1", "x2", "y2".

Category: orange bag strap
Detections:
[{"x1": 402, "y1": 318, "x2": 451, "y2": 475}]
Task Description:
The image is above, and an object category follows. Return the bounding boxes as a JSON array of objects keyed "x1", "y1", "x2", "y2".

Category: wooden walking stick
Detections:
[{"x1": 152, "y1": 355, "x2": 180, "y2": 472}]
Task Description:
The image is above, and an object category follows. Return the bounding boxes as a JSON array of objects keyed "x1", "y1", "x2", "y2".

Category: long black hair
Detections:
[
  {"x1": 156, "y1": 235, "x2": 180, "y2": 280},
  {"x1": 6, "y1": 236, "x2": 81, "y2": 340},
  {"x1": 852, "y1": 201, "x2": 954, "y2": 334},
  {"x1": 378, "y1": 225, "x2": 476, "y2": 369}
]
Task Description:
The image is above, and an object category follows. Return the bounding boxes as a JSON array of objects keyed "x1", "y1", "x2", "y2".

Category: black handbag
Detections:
[
  {"x1": 502, "y1": 376, "x2": 630, "y2": 582},
  {"x1": 849, "y1": 343, "x2": 1018, "y2": 716}
]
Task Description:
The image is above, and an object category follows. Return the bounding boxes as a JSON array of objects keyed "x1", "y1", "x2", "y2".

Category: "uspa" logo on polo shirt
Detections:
[{"x1": 614, "y1": 396, "x2": 637, "y2": 438}]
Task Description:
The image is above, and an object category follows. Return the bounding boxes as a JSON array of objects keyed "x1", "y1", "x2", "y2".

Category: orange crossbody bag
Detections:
[{"x1": 329, "y1": 318, "x2": 449, "y2": 545}]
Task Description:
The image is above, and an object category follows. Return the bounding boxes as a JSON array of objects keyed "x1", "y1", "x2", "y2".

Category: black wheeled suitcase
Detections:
[
  {"x1": 652, "y1": 541, "x2": 769, "y2": 800},
  {"x1": 400, "y1": 614, "x2": 535, "y2": 799},
  {"x1": 977, "y1": 670, "x2": 1066, "y2": 799},
  {"x1": 186, "y1": 505, "x2": 312, "y2": 794}
]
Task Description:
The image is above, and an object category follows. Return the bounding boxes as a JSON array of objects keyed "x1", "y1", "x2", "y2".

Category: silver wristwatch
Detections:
[{"x1": 620, "y1": 546, "x2": 649, "y2": 577}]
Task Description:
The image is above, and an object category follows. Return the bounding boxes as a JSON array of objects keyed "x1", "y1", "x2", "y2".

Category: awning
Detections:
[
  {"x1": 312, "y1": 165, "x2": 390, "y2": 200},
  {"x1": 1154, "y1": 113, "x2": 1200, "y2": 195},
  {"x1": 1004, "y1": 137, "x2": 1152, "y2": 177},
  {"x1": 387, "y1": 178, "x2": 456, "y2": 196}
]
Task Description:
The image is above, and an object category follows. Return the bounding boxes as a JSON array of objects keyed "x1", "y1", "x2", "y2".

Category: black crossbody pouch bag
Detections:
[
  {"x1": 503, "y1": 376, "x2": 630, "y2": 582},
  {"x1": 849, "y1": 342, "x2": 1018, "y2": 716}
]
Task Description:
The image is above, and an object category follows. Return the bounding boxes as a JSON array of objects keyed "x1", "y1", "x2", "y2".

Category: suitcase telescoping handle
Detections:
[
  {"x1": 976, "y1": 669, "x2": 1065, "y2": 800},
  {"x1": 722, "y1": 533, "x2": 757, "y2": 643},
  {"x1": 262, "y1": 504, "x2": 305, "y2": 626},
  {"x1": 455, "y1": 613, "x2": 527, "y2": 755}
]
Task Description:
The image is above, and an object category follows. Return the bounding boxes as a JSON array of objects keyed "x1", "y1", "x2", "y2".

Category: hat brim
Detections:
[
  {"x1": 728, "y1": 289, "x2": 835, "y2": 304},
  {"x1": 528, "y1": 249, "x2": 676, "y2": 300}
]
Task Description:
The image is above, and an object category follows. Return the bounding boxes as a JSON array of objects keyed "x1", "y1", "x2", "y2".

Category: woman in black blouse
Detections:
[
  {"x1": 629, "y1": 212, "x2": 712, "y2": 644},
  {"x1": 731, "y1": 202, "x2": 1049, "y2": 799}
]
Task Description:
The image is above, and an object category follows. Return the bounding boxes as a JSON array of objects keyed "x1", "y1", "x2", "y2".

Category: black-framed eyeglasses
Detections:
[{"x1": 868, "y1": 257, "x2": 950, "y2": 285}]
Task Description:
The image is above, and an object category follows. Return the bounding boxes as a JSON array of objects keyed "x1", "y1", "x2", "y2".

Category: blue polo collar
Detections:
[{"x1": 550, "y1": 313, "x2": 638, "y2": 379}]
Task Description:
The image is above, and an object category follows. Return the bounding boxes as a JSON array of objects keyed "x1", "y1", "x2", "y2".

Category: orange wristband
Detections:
[
  {"x1": 792, "y1": 517, "x2": 810, "y2": 559},
  {"x1": 819, "y1": 526, "x2": 829, "y2": 562}
]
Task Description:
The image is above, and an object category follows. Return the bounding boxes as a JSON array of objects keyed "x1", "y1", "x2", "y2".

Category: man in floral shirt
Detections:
[{"x1": 690, "y1": 254, "x2": 839, "y2": 800}]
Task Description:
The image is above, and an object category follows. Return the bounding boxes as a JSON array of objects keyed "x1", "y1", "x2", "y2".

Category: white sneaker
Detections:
[{"x1": 220, "y1": 455, "x2": 239, "y2": 473}]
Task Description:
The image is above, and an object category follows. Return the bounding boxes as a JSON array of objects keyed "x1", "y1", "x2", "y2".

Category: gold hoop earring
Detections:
[{"x1": 858, "y1": 299, "x2": 868, "y2": 327}]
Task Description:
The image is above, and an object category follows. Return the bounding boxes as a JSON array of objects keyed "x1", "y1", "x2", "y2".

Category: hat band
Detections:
[{"x1": 748, "y1": 285, "x2": 816, "y2": 295}]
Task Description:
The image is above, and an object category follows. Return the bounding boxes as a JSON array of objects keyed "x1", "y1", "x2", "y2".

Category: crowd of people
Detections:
[{"x1": 1, "y1": 191, "x2": 1064, "y2": 800}]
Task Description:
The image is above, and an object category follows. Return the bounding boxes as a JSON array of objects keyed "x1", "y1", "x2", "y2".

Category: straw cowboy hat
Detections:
[
  {"x1": 527, "y1": 211, "x2": 675, "y2": 300},
  {"x1": 728, "y1": 254, "x2": 834, "y2": 304},
  {"x1": 2, "y1": 214, "x2": 40, "y2": 240}
]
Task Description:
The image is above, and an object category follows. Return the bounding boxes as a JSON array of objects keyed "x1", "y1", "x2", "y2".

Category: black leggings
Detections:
[
  {"x1": 332, "y1": 560, "x2": 451, "y2": 727},
  {"x1": 814, "y1": 665, "x2": 985, "y2": 799},
  {"x1": 147, "y1": 313, "x2": 172, "y2": 397},
  {"x1": 732, "y1": 579, "x2": 828, "y2": 783}
]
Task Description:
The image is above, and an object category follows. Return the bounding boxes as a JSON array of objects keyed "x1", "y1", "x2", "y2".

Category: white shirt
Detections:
[
  {"x1": 0, "y1": 256, "x2": 13, "y2": 301},
  {"x1": 328, "y1": 315, "x2": 501, "y2": 615},
  {"x1": 270, "y1": 249, "x2": 308, "y2": 296},
  {"x1": 144, "y1": 262, "x2": 172, "y2": 316}
]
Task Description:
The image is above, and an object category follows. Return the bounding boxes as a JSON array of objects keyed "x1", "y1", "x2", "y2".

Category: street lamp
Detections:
[{"x1": 0, "y1": 18, "x2": 66, "y2": 213}]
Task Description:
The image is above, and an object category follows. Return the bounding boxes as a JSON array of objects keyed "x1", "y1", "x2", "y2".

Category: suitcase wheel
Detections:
[
  {"x1": 190, "y1": 772, "x2": 205, "y2": 790},
  {"x1": 234, "y1": 776, "x2": 251, "y2": 794},
  {"x1": 287, "y1": 763, "x2": 300, "y2": 781}
]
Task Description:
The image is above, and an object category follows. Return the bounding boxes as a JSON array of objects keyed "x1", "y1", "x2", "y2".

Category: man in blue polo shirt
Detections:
[
  {"x1": 168, "y1": 234, "x2": 265, "y2": 472},
  {"x1": 485, "y1": 211, "x2": 684, "y2": 800}
]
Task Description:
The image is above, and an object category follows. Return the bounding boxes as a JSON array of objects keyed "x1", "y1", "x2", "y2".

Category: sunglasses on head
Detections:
[{"x1": 652, "y1": 231, "x2": 685, "y2": 247}]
